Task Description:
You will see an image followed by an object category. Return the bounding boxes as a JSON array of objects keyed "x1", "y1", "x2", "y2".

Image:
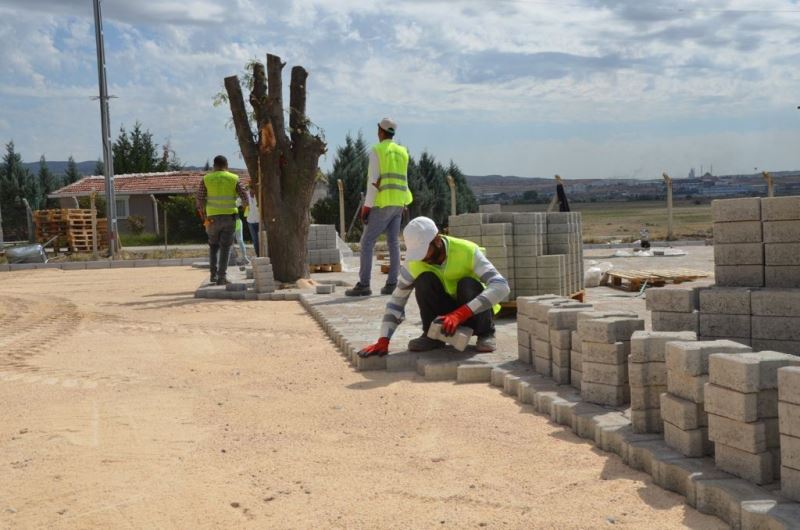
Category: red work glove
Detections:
[
  {"x1": 437, "y1": 305, "x2": 473, "y2": 336},
  {"x1": 358, "y1": 337, "x2": 389, "y2": 358},
  {"x1": 360, "y1": 206, "x2": 371, "y2": 224}
]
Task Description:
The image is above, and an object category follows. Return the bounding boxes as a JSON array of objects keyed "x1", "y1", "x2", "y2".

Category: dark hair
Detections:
[
  {"x1": 213, "y1": 155, "x2": 228, "y2": 169},
  {"x1": 379, "y1": 126, "x2": 395, "y2": 139}
]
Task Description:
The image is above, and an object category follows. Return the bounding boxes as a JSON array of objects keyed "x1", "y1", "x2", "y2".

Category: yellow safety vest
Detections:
[
  {"x1": 406, "y1": 235, "x2": 500, "y2": 314},
  {"x1": 373, "y1": 140, "x2": 412, "y2": 208},
  {"x1": 203, "y1": 171, "x2": 239, "y2": 216}
]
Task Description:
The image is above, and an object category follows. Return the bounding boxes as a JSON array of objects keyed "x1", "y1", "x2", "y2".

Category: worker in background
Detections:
[
  {"x1": 357, "y1": 216, "x2": 510, "y2": 357},
  {"x1": 246, "y1": 185, "x2": 261, "y2": 256},
  {"x1": 231, "y1": 199, "x2": 250, "y2": 266},
  {"x1": 640, "y1": 227, "x2": 651, "y2": 249},
  {"x1": 196, "y1": 155, "x2": 248, "y2": 285},
  {"x1": 345, "y1": 118, "x2": 412, "y2": 297}
]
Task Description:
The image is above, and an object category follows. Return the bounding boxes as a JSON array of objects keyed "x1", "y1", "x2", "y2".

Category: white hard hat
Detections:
[
  {"x1": 403, "y1": 216, "x2": 438, "y2": 262},
  {"x1": 378, "y1": 117, "x2": 397, "y2": 134}
]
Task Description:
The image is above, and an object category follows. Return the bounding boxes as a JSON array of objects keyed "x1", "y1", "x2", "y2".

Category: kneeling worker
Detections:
[{"x1": 358, "y1": 216, "x2": 510, "y2": 357}]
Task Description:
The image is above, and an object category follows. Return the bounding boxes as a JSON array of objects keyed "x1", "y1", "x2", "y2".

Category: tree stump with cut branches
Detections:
[{"x1": 224, "y1": 53, "x2": 326, "y2": 282}]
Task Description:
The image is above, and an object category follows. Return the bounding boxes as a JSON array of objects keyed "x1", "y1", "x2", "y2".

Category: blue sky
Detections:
[{"x1": 1, "y1": 0, "x2": 800, "y2": 179}]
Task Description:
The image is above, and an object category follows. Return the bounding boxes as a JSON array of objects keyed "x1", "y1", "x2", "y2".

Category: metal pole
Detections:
[
  {"x1": 150, "y1": 194, "x2": 160, "y2": 236},
  {"x1": 446, "y1": 174, "x2": 456, "y2": 217},
  {"x1": 93, "y1": 0, "x2": 118, "y2": 258},
  {"x1": 762, "y1": 171, "x2": 774, "y2": 197},
  {"x1": 163, "y1": 206, "x2": 168, "y2": 258},
  {"x1": 90, "y1": 192, "x2": 98, "y2": 259},
  {"x1": 337, "y1": 179, "x2": 345, "y2": 238},
  {"x1": 662, "y1": 172, "x2": 673, "y2": 241}
]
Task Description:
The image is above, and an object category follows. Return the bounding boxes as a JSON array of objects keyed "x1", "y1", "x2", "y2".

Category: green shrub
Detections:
[{"x1": 127, "y1": 215, "x2": 146, "y2": 235}]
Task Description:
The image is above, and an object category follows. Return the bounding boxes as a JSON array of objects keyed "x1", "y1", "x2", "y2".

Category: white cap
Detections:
[
  {"x1": 403, "y1": 216, "x2": 438, "y2": 262},
  {"x1": 378, "y1": 117, "x2": 397, "y2": 135}
]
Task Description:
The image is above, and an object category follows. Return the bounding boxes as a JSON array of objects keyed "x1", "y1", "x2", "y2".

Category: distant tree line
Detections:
[
  {"x1": 311, "y1": 132, "x2": 478, "y2": 239},
  {"x1": 0, "y1": 122, "x2": 182, "y2": 241}
]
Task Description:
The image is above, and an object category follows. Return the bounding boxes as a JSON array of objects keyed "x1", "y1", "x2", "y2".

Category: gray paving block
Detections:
[
  {"x1": 651, "y1": 310, "x2": 700, "y2": 332},
  {"x1": 668, "y1": 370, "x2": 708, "y2": 403},
  {"x1": 85, "y1": 261, "x2": 110, "y2": 269},
  {"x1": 582, "y1": 340, "x2": 630, "y2": 364},
  {"x1": 157, "y1": 258, "x2": 183, "y2": 266},
  {"x1": 661, "y1": 392, "x2": 707, "y2": 430},
  {"x1": 751, "y1": 289, "x2": 800, "y2": 317},
  {"x1": 628, "y1": 361, "x2": 667, "y2": 387},
  {"x1": 715, "y1": 265, "x2": 765, "y2": 288},
  {"x1": 765, "y1": 243, "x2": 800, "y2": 266},
  {"x1": 548, "y1": 329, "x2": 571, "y2": 350},
  {"x1": 133, "y1": 259, "x2": 160, "y2": 268},
  {"x1": 714, "y1": 243, "x2": 765, "y2": 266},
  {"x1": 779, "y1": 401, "x2": 800, "y2": 438},
  {"x1": 765, "y1": 266, "x2": 800, "y2": 288},
  {"x1": 664, "y1": 421, "x2": 712, "y2": 457},
  {"x1": 316, "y1": 284, "x2": 335, "y2": 294},
  {"x1": 695, "y1": 478, "x2": 782, "y2": 528},
  {"x1": 714, "y1": 220, "x2": 763, "y2": 244},
  {"x1": 782, "y1": 465, "x2": 800, "y2": 502},
  {"x1": 631, "y1": 385, "x2": 666, "y2": 410},
  {"x1": 61, "y1": 262, "x2": 87, "y2": 270},
  {"x1": 666, "y1": 339, "x2": 752, "y2": 377},
  {"x1": 577, "y1": 316, "x2": 644, "y2": 343},
  {"x1": 715, "y1": 443, "x2": 778, "y2": 485},
  {"x1": 700, "y1": 313, "x2": 751, "y2": 339},
  {"x1": 778, "y1": 366, "x2": 800, "y2": 405},
  {"x1": 581, "y1": 381, "x2": 629, "y2": 406},
  {"x1": 550, "y1": 345, "x2": 570, "y2": 368},
  {"x1": 629, "y1": 330, "x2": 697, "y2": 363},
  {"x1": 646, "y1": 287, "x2": 698, "y2": 313},
  {"x1": 631, "y1": 408, "x2": 663, "y2": 434},
  {"x1": 570, "y1": 369, "x2": 582, "y2": 389},
  {"x1": 109, "y1": 260, "x2": 134, "y2": 268},
  {"x1": 0, "y1": 264, "x2": 9, "y2": 272},
  {"x1": 428, "y1": 321, "x2": 473, "y2": 351},
  {"x1": 705, "y1": 383, "x2": 778, "y2": 423},
  {"x1": 708, "y1": 413, "x2": 779, "y2": 453},
  {"x1": 699, "y1": 287, "x2": 752, "y2": 315},
  {"x1": 547, "y1": 305, "x2": 593, "y2": 330},
  {"x1": 740, "y1": 498, "x2": 800, "y2": 530},
  {"x1": 712, "y1": 197, "x2": 762, "y2": 222},
  {"x1": 652, "y1": 457, "x2": 732, "y2": 507},
  {"x1": 582, "y1": 361, "x2": 628, "y2": 385},
  {"x1": 764, "y1": 220, "x2": 800, "y2": 243},
  {"x1": 622, "y1": 438, "x2": 681, "y2": 474},
  {"x1": 710, "y1": 351, "x2": 800, "y2": 393},
  {"x1": 752, "y1": 339, "x2": 800, "y2": 356}
]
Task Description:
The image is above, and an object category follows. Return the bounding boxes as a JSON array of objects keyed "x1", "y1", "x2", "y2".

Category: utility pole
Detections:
[
  {"x1": 93, "y1": 0, "x2": 118, "y2": 258},
  {"x1": 446, "y1": 174, "x2": 457, "y2": 217},
  {"x1": 662, "y1": 172, "x2": 674, "y2": 241}
]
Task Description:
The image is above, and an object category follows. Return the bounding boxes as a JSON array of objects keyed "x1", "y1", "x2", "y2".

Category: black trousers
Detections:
[{"x1": 414, "y1": 272, "x2": 495, "y2": 337}]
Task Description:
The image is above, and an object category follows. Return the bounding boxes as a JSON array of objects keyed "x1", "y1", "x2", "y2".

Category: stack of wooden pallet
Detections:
[{"x1": 33, "y1": 209, "x2": 107, "y2": 252}]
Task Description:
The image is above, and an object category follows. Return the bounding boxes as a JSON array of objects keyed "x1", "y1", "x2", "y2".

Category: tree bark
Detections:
[{"x1": 224, "y1": 53, "x2": 326, "y2": 283}]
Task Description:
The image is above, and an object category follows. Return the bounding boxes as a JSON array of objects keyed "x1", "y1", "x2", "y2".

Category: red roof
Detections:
[{"x1": 49, "y1": 170, "x2": 251, "y2": 197}]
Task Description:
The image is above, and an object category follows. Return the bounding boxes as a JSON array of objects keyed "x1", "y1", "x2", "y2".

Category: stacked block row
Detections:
[
  {"x1": 629, "y1": 331, "x2": 697, "y2": 434},
  {"x1": 307, "y1": 224, "x2": 342, "y2": 265},
  {"x1": 448, "y1": 211, "x2": 583, "y2": 298},
  {"x1": 649, "y1": 286, "x2": 800, "y2": 355},
  {"x1": 706, "y1": 352, "x2": 800, "y2": 485},
  {"x1": 251, "y1": 257, "x2": 277, "y2": 293},
  {"x1": 662, "y1": 340, "x2": 752, "y2": 457},
  {"x1": 712, "y1": 196, "x2": 800, "y2": 288},
  {"x1": 578, "y1": 315, "x2": 644, "y2": 406},
  {"x1": 779, "y1": 366, "x2": 800, "y2": 501}
]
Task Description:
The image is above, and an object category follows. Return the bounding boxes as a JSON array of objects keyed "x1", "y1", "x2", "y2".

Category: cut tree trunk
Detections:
[{"x1": 224, "y1": 53, "x2": 326, "y2": 282}]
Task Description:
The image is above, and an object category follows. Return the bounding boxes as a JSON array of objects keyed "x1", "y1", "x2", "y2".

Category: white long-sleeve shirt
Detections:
[
  {"x1": 246, "y1": 192, "x2": 259, "y2": 223},
  {"x1": 363, "y1": 148, "x2": 380, "y2": 208},
  {"x1": 379, "y1": 239, "x2": 511, "y2": 339}
]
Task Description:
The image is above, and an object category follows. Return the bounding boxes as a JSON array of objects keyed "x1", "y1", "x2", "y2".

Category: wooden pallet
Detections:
[
  {"x1": 602, "y1": 270, "x2": 665, "y2": 292},
  {"x1": 380, "y1": 263, "x2": 390, "y2": 274},
  {"x1": 309, "y1": 263, "x2": 342, "y2": 273},
  {"x1": 640, "y1": 268, "x2": 709, "y2": 284},
  {"x1": 498, "y1": 289, "x2": 585, "y2": 316}
]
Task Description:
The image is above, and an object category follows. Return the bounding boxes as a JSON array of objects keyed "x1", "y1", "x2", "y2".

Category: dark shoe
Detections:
[
  {"x1": 345, "y1": 283, "x2": 372, "y2": 296},
  {"x1": 210, "y1": 273, "x2": 218, "y2": 284},
  {"x1": 380, "y1": 283, "x2": 397, "y2": 295},
  {"x1": 476, "y1": 334, "x2": 497, "y2": 352},
  {"x1": 216, "y1": 276, "x2": 229, "y2": 286},
  {"x1": 408, "y1": 334, "x2": 445, "y2": 352}
]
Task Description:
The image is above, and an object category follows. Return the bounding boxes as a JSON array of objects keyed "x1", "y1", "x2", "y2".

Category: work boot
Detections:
[
  {"x1": 216, "y1": 275, "x2": 229, "y2": 286},
  {"x1": 380, "y1": 283, "x2": 397, "y2": 295},
  {"x1": 209, "y1": 272, "x2": 218, "y2": 284},
  {"x1": 476, "y1": 334, "x2": 497, "y2": 353},
  {"x1": 408, "y1": 333, "x2": 445, "y2": 352},
  {"x1": 345, "y1": 283, "x2": 372, "y2": 296}
]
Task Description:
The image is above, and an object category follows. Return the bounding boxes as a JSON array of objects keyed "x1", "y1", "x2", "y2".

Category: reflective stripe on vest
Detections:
[
  {"x1": 406, "y1": 235, "x2": 500, "y2": 315},
  {"x1": 203, "y1": 171, "x2": 239, "y2": 216},
  {"x1": 373, "y1": 141, "x2": 412, "y2": 208}
]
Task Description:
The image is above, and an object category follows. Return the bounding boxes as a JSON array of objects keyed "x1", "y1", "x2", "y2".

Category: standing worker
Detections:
[
  {"x1": 345, "y1": 118, "x2": 412, "y2": 297},
  {"x1": 196, "y1": 155, "x2": 248, "y2": 285},
  {"x1": 357, "y1": 216, "x2": 510, "y2": 357},
  {"x1": 245, "y1": 185, "x2": 261, "y2": 257}
]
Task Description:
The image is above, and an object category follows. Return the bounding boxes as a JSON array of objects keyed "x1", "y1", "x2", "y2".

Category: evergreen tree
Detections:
[
  {"x1": 37, "y1": 155, "x2": 57, "y2": 209},
  {"x1": 0, "y1": 141, "x2": 38, "y2": 239},
  {"x1": 406, "y1": 156, "x2": 434, "y2": 221},
  {"x1": 113, "y1": 121, "x2": 180, "y2": 174},
  {"x1": 416, "y1": 151, "x2": 450, "y2": 226},
  {"x1": 112, "y1": 125, "x2": 132, "y2": 173},
  {"x1": 203, "y1": 159, "x2": 210, "y2": 171},
  {"x1": 64, "y1": 155, "x2": 81, "y2": 184}
]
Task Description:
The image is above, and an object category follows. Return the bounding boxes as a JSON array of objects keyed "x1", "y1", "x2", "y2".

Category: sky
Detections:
[{"x1": 1, "y1": 0, "x2": 800, "y2": 180}]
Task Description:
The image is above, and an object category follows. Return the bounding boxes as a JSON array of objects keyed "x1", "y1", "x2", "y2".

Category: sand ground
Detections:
[{"x1": 0, "y1": 267, "x2": 725, "y2": 529}]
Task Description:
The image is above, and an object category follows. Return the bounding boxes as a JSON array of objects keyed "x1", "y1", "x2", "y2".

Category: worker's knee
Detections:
[
  {"x1": 415, "y1": 272, "x2": 439, "y2": 291},
  {"x1": 456, "y1": 277, "x2": 483, "y2": 302}
]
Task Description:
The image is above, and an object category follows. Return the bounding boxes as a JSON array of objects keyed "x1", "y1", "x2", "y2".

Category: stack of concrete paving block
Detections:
[
  {"x1": 662, "y1": 340, "x2": 752, "y2": 457},
  {"x1": 762, "y1": 196, "x2": 800, "y2": 288},
  {"x1": 447, "y1": 213, "x2": 485, "y2": 246},
  {"x1": 478, "y1": 203, "x2": 502, "y2": 213},
  {"x1": 251, "y1": 257, "x2": 277, "y2": 293},
  {"x1": 306, "y1": 224, "x2": 341, "y2": 265},
  {"x1": 698, "y1": 287, "x2": 752, "y2": 345},
  {"x1": 778, "y1": 366, "x2": 800, "y2": 500},
  {"x1": 706, "y1": 351, "x2": 800, "y2": 485},
  {"x1": 537, "y1": 255, "x2": 566, "y2": 299},
  {"x1": 578, "y1": 315, "x2": 644, "y2": 406},
  {"x1": 546, "y1": 212, "x2": 583, "y2": 295},
  {"x1": 547, "y1": 303, "x2": 594, "y2": 384},
  {"x1": 481, "y1": 222, "x2": 514, "y2": 297},
  {"x1": 516, "y1": 297, "x2": 537, "y2": 364},
  {"x1": 529, "y1": 296, "x2": 572, "y2": 375},
  {"x1": 751, "y1": 290, "x2": 800, "y2": 354},
  {"x1": 647, "y1": 287, "x2": 699, "y2": 334},
  {"x1": 712, "y1": 197, "x2": 764, "y2": 287},
  {"x1": 629, "y1": 331, "x2": 697, "y2": 433},
  {"x1": 571, "y1": 310, "x2": 638, "y2": 393}
]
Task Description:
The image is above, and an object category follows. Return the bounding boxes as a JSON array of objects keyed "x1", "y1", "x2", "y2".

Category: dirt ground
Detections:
[{"x1": 0, "y1": 268, "x2": 725, "y2": 529}]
